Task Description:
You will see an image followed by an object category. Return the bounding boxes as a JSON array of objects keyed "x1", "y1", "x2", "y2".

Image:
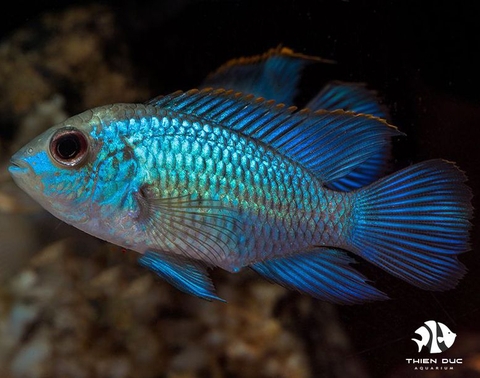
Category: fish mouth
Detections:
[{"x1": 8, "y1": 158, "x2": 30, "y2": 176}]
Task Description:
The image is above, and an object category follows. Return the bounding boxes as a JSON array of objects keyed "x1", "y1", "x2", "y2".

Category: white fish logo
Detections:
[{"x1": 412, "y1": 320, "x2": 457, "y2": 353}]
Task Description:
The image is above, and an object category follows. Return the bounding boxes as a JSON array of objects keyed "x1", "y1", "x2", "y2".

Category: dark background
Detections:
[{"x1": 1, "y1": 1, "x2": 479, "y2": 377}]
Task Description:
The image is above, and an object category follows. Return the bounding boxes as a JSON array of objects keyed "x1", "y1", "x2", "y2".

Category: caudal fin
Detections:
[
  {"x1": 411, "y1": 338, "x2": 424, "y2": 352},
  {"x1": 349, "y1": 160, "x2": 472, "y2": 290}
]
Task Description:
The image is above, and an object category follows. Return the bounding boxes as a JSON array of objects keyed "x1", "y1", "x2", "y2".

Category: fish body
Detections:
[
  {"x1": 412, "y1": 321, "x2": 457, "y2": 353},
  {"x1": 9, "y1": 88, "x2": 472, "y2": 303}
]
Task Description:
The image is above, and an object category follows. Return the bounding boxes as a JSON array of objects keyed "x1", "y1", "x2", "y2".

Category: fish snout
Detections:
[{"x1": 8, "y1": 157, "x2": 31, "y2": 176}]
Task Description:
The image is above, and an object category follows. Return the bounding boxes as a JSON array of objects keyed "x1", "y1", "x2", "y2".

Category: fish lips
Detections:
[
  {"x1": 8, "y1": 157, "x2": 34, "y2": 196},
  {"x1": 8, "y1": 157, "x2": 31, "y2": 176},
  {"x1": 8, "y1": 152, "x2": 49, "y2": 209}
]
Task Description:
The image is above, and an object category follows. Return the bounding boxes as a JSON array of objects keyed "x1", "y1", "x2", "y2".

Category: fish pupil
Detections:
[{"x1": 56, "y1": 135, "x2": 80, "y2": 159}]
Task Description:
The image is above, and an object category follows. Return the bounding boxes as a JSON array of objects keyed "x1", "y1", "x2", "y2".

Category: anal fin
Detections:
[
  {"x1": 250, "y1": 248, "x2": 388, "y2": 305},
  {"x1": 139, "y1": 250, "x2": 224, "y2": 302}
]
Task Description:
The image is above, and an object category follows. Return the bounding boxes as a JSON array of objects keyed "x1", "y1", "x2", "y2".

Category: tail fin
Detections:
[
  {"x1": 411, "y1": 338, "x2": 424, "y2": 353},
  {"x1": 349, "y1": 160, "x2": 472, "y2": 290}
]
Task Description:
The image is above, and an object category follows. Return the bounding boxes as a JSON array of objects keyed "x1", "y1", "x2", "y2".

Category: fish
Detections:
[
  {"x1": 412, "y1": 321, "x2": 457, "y2": 353},
  {"x1": 9, "y1": 88, "x2": 472, "y2": 304}
]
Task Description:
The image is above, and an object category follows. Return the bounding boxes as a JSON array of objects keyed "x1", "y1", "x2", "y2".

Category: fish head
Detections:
[
  {"x1": 437, "y1": 323, "x2": 457, "y2": 349},
  {"x1": 9, "y1": 110, "x2": 102, "y2": 224}
]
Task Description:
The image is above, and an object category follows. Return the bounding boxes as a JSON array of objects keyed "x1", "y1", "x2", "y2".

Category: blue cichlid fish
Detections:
[{"x1": 9, "y1": 88, "x2": 472, "y2": 304}]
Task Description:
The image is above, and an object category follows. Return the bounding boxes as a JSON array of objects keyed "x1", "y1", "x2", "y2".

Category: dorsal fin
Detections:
[
  {"x1": 305, "y1": 81, "x2": 392, "y2": 190},
  {"x1": 146, "y1": 88, "x2": 400, "y2": 185},
  {"x1": 202, "y1": 46, "x2": 333, "y2": 104},
  {"x1": 306, "y1": 81, "x2": 390, "y2": 120}
]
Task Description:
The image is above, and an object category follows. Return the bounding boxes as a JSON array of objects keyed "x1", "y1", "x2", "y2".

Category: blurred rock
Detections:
[
  {"x1": 0, "y1": 180, "x2": 42, "y2": 214},
  {"x1": 0, "y1": 214, "x2": 39, "y2": 283},
  {"x1": 0, "y1": 240, "x2": 312, "y2": 378}
]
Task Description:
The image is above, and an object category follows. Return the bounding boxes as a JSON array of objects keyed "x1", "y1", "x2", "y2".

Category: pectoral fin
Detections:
[
  {"x1": 139, "y1": 250, "x2": 225, "y2": 302},
  {"x1": 133, "y1": 186, "x2": 241, "y2": 267},
  {"x1": 250, "y1": 247, "x2": 388, "y2": 304}
]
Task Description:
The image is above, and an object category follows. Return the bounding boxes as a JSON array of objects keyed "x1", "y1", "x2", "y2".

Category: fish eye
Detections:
[{"x1": 49, "y1": 127, "x2": 89, "y2": 167}]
